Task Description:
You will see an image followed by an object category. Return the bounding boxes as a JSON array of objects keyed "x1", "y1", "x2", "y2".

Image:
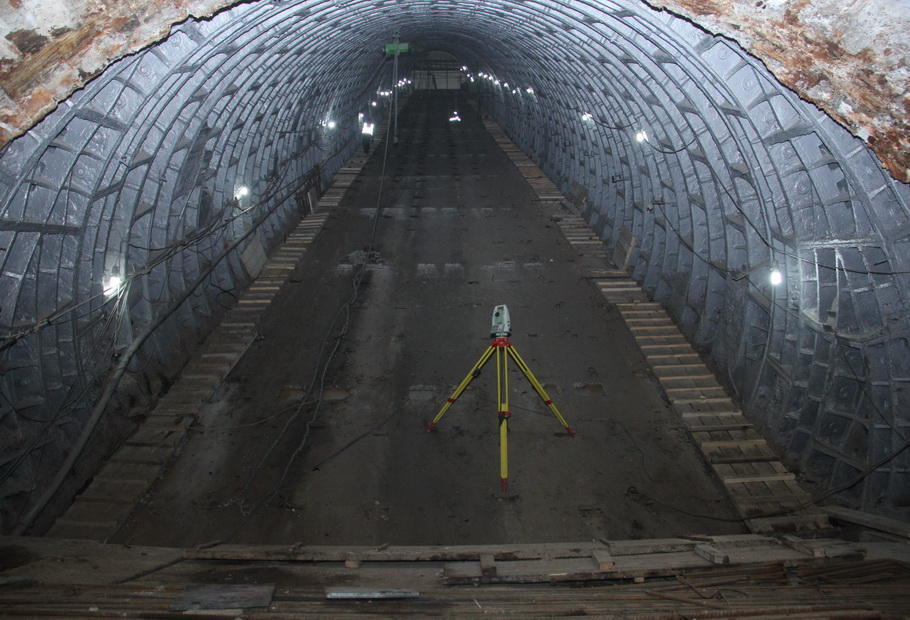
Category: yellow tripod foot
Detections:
[{"x1": 428, "y1": 335, "x2": 574, "y2": 490}]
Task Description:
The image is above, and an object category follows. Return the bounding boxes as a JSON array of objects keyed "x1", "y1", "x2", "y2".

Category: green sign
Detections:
[{"x1": 384, "y1": 42, "x2": 410, "y2": 55}]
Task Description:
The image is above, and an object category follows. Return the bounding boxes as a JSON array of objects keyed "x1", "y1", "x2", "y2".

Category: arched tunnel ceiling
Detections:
[
  {"x1": 1, "y1": 0, "x2": 908, "y2": 182},
  {"x1": 1, "y1": 0, "x2": 910, "y2": 531}
]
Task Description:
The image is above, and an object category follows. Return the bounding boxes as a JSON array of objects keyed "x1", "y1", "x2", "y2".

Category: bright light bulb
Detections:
[
  {"x1": 326, "y1": 120, "x2": 336, "y2": 129},
  {"x1": 581, "y1": 112, "x2": 593, "y2": 122},
  {"x1": 361, "y1": 122, "x2": 375, "y2": 136},
  {"x1": 769, "y1": 268, "x2": 783, "y2": 286},
  {"x1": 103, "y1": 275, "x2": 123, "y2": 298},
  {"x1": 635, "y1": 130, "x2": 648, "y2": 143},
  {"x1": 461, "y1": 65, "x2": 468, "y2": 71},
  {"x1": 525, "y1": 87, "x2": 534, "y2": 95},
  {"x1": 234, "y1": 186, "x2": 249, "y2": 200},
  {"x1": 371, "y1": 101, "x2": 377, "y2": 107}
]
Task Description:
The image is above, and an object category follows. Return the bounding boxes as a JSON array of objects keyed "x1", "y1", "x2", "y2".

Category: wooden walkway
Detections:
[
  {"x1": 47, "y1": 152, "x2": 369, "y2": 542},
  {"x1": 2, "y1": 533, "x2": 909, "y2": 616},
  {"x1": 483, "y1": 119, "x2": 829, "y2": 534}
]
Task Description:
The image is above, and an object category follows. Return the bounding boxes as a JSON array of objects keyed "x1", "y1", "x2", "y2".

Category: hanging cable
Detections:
[
  {"x1": 9, "y1": 130, "x2": 362, "y2": 534},
  {"x1": 220, "y1": 90, "x2": 398, "y2": 539},
  {"x1": 642, "y1": 141, "x2": 910, "y2": 276}
]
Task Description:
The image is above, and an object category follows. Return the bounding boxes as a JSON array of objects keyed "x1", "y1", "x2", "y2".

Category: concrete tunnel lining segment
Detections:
[{"x1": 0, "y1": 0, "x2": 908, "y2": 533}]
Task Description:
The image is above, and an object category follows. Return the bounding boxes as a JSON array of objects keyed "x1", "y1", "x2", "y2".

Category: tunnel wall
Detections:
[
  {"x1": 0, "y1": 0, "x2": 908, "y2": 532},
  {"x1": 0, "y1": 2, "x2": 386, "y2": 533},
  {"x1": 482, "y1": 5, "x2": 910, "y2": 517}
]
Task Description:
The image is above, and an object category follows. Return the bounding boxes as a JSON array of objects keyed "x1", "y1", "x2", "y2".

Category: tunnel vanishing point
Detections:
[{"x1": 0, "y1": 0, "x2": 909, "y2": 535}]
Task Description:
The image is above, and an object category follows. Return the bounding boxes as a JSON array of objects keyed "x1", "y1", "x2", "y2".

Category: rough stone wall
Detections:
[
  {"x1": 643, "y1": 0, "x2": 910, "y2": 183},
  {"x1": 0, "y1": 0, "x2": 225, "y2": 144},
  {"x1": 1, "y1": 0, "x2": 908, "y2": 182}
]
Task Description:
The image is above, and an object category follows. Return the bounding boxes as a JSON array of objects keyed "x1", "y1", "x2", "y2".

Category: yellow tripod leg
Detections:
[
  {"x1": 426, "y1": 344, "x2": 496, "y2": 430},
  {"x1": 507, "y1": 345, "x2": 575, "y2": 435},
  {"x1": 497, "y1": 345, "x2": 510, "y2": 492}
]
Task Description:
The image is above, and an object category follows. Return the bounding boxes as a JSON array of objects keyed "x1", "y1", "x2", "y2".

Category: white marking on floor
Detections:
[{"x1": 417, "y1": 263, "x2": 439, "y2": 278}]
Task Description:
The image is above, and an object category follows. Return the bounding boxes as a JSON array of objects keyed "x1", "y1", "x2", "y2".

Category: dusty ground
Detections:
[{"x1": 113, "y1": 92, "x2": 745, "y2": 547}]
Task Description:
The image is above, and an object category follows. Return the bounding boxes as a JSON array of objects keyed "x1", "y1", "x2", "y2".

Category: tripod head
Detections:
[{"x1": 490, "y1": 304, "x2": 511, "y2": 339}]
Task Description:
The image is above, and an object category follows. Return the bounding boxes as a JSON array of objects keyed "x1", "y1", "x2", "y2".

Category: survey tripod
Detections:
[{"x1": 426, "y1": 305, "x2": 574, "y2": 491}]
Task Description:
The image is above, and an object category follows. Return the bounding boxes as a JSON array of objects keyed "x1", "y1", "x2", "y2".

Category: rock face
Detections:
[
  {"x1": 0, "y1": 1, "x2": 225, "y2": 145},
  {"x1": 1, "y1": 0, "x2": 908, "y2": 182},
  {"x1": 643, "y1": 0, "x2": 910, "y2": 183}
]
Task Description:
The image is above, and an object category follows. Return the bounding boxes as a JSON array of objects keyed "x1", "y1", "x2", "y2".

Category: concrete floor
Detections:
[{"x1": 113, "y1": 92, "x2": 745, "y2": 547}]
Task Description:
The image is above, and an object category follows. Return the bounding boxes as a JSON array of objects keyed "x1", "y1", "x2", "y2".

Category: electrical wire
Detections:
[
  {"x1": 645, "y1": 198, "x2": 909, "y2": 513},
  {"x1": 0, "y1": 283, "x2": 131, "y2": 489},
  {"x1": 10, "y1": 145, "x2": 352, "y2": 534},
  {"x1": 1, "y1": 117, "x2": 364, "y2": 494},
  {"x1": 644, "y1": 132, "x2": 699, "y2": 155},
  {"x1": 642, "y1": 140, "x2": 910, "y2": 277},
  {"x1": 1, "y1": 126, "x2": 357, "y2": 354},
  {"x1": 220, "y1": 93, "x2": 399, "y2": 539}
]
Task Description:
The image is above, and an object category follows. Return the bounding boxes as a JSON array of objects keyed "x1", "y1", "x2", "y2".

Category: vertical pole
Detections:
[
  {"x1": 393, "y1": 32, "x2": 400, "y2": 146},
  {"x1": 497, "y1": 344, "x2": 510, "y2": 492}
]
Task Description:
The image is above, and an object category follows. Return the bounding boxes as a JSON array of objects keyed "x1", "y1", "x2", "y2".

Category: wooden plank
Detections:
[
  {"x1": 171, "y1": 584, "x2": 275, "y2": 611},
  {"x1": 700, "y1": 438, "x2": 768, "y2": 450},
  {"x1": 722, "y1": 472, "x2": 796, "y2": 484},
  {"x1": 710, "y1": 455, "x2": 781, "y2": 465},
  {"x1": 190, "y1": 542, "x2": 605, "y2": 563},
  {"x1": 593, "y1": 548, "x2": 615, "y2": 571},
  {"x1": 325, "y1": 587, "x2": 420, "y2": 600},
  {"x1": 746, "y1": 511, "x2": 831, "y2": 532},
  {"x1": 480, "y1": 554, "x2": 497, "y2": 577},
  {"x1": 824, "y1": 506, "x2": 910, "y2": 540},
  {"x1": 606, "y1": 539, "x2": 696, "y2": 555},
  {"x1": 694, "y1": 544, "x2": 730, "y2": 565},
  {"x1": 686, "y1": 423, "x2": 754, "y2": 433}
]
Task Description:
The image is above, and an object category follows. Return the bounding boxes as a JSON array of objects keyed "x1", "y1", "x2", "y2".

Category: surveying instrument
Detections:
[{"x1": 426, "y1": 305, "x2": 575, "y2": 491}]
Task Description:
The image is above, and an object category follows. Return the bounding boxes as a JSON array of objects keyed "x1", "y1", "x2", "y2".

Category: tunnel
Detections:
[{"x1": 1, "y1": 0, "x2": 909, "y2": 544}]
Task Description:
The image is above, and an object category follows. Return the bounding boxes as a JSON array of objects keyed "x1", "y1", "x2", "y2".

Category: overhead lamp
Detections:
[
  {"x1": 525, "y1": 87, "x2": 534, "y2": 95},
  {"x1": 234, "y1": 186, "x2": 249, "y2": 199},
  {"x1": 635, "y1": 130, "x2": 649, "y2": 143},
  {"x1": 769, "y1": 268, "x2": 783, "y2": 286},
  {"x1": 103, "y1": 274, "x2": 123, "y2": 298},
  {"x1": 449, "y1": 111, "x2": 462, "y2": 122},
  {"x1": 494, "y1": 79, "x2": 500, "y2": 85},
  {"x1": 362, "y1": 122, "x2": 375, "y2": 136},
  {"x1": 371, "y1": 100, "x2": 378, "y2": 107},
  {"x1": 326, "y1": 120, "x2": 337, "y2": 129},
  {"x1": 461, "y1": 65, "x2": 468, "y2": 71},
  {"x1": 581, "y1": 112, "x2": 593, "y2": 122}
]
